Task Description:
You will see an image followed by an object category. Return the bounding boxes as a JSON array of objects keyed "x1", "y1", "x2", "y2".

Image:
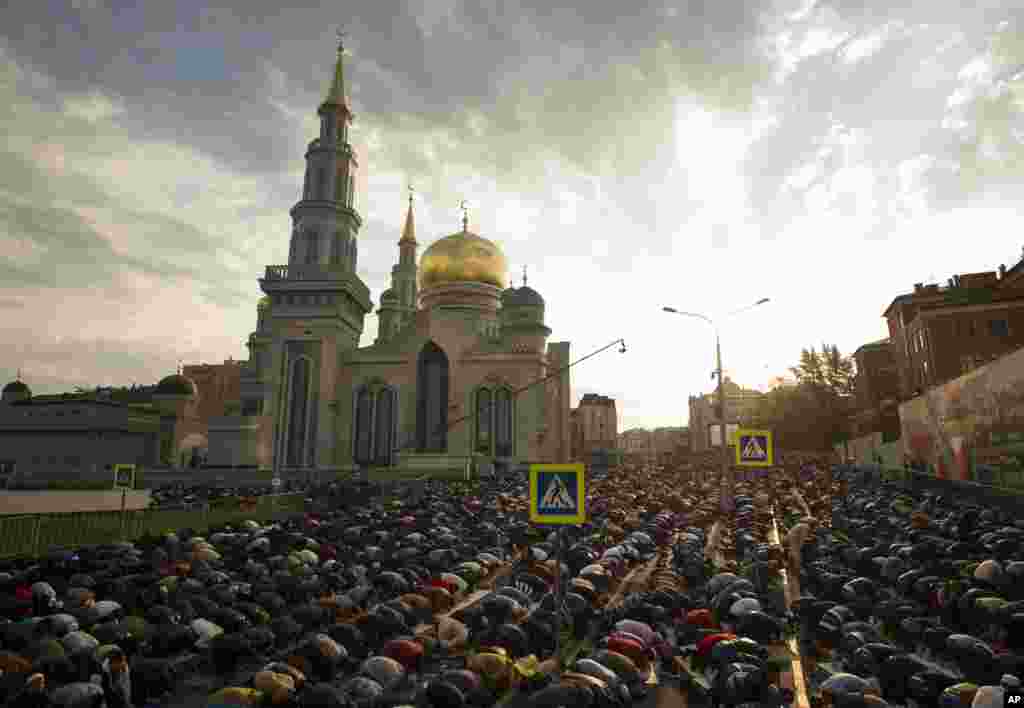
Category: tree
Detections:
[
  {"x1": 759, "y1": 344, "x2": 856, "y2": 451},
  {"x1": 789, "y1": 344, "x2": 855, "y2": 397}
]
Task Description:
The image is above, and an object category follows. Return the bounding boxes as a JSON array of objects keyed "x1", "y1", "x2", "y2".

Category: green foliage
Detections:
[{"x1": 753, "y1": 343, "x2": 855, "y2": 450}]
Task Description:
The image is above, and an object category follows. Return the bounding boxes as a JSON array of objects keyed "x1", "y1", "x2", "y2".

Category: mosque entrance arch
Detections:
[{"x1": 416, "y1": 341, "x2": 449, "y2": 452}]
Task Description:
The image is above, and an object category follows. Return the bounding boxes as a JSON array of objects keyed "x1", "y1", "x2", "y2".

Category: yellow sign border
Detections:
[
  {"x1": 113, "y1": 464, "x2": 136, "y2": 489},
  {"x1": 529, "y1": 463, "x2": 586, "y2": 525},
  {"x1": 735, "y1": 429, "x2": 774, "y2": 467}
]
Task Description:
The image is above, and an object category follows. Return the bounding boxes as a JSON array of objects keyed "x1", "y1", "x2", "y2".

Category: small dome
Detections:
[
  {"x1": 2, "y1": 379, "x2": 31, "y2": 404},
  {"x1": 419, "y1": 230, "x2": 507, "y2": 289},
  {"x1": 155, "y1": 374, "x2": 197, "y2": 397},
  {"x1": 2, "y1": 380, "x2": 31, "y2": 396},
  {"x1": 380, "y1": 288, "x2": 397, "y2": 302},
  {"x1": 502, "y1": 286, "x2": 544, "y2": 307},
  {"x1": 257, "y1": 296, "x2": 272, "y2": 310}
]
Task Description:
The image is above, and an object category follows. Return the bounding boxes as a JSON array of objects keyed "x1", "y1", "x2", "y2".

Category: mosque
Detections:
[
  {"x1": 220, "y1": 39, "x2": 573, "y2": 477},
  {"x1": 0, "y1": 40, "x2": 572, "y2": 481}
]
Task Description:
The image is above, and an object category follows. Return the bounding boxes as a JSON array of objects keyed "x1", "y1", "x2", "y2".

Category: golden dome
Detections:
[{"x1": 419, "y1": 230, "x2": 507, "y2": 289}]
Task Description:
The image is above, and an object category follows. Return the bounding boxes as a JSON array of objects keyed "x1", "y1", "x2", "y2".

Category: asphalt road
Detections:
[{"x1": 0, "y1": 489, "x2": 153, "y2": 515}]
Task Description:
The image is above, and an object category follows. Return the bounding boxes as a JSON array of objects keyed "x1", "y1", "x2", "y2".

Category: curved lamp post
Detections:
[{"x1": 663, "y1": 298, "x2": 770, "y2": 512}]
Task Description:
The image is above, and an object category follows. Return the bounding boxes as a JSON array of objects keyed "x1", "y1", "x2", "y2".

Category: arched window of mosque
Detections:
[
  {"x1": 373, "y1": 387, "x2": 396, "y2": 466},
  {"x1": 495, "y1": 387, "x2": 513, "y2": 457},
  {"x1": 475, "y1": 388, "x2": 492, "y2": 455},
  {"x1": 305, "y1": 229, "x2": 319, "y2": 264},
  {"x1": 334, "y1": 167, "x2": 345, "y2": 203},
  {"x1": 416, "y1": 341, "x2": 449, "y2": 453},
  {"x1": 353, "y1": 386, "x2": 374, "y2": 465},
  {"x1": 348, "y1": 176, "x2": 355, "y2": 208},
  {"x1": 286, "y1": 357, "x2": 311, "y2": 468},
  {"x1": 317, "y1": 167, "x2": 327, "y2": 200}
]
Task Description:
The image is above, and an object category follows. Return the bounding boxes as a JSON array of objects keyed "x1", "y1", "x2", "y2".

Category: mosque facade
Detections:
[{"x1": 226, "y1": 41, "x2": 572, "y2": 476}]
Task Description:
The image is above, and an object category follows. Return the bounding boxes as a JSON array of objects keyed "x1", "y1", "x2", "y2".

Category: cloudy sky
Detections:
[{"x1": 2, "y1": 0, "x2": 1024, "y2": 432}]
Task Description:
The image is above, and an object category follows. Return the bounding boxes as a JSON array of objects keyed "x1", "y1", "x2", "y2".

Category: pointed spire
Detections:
[
  {"x1": 16, "y1": 368, "x2": 22, "y2": 382},
  {"x1": 459, "y1": 199, "x2": 469, "y2": 232},
  {"x1": 522, "y1": 265, "x2": 528, "y2": 287},
  {"x1": 324, "y1": 29, "x2": 350, "y2": 107},
  {"x1": 399, "y1": 185, "x2": 417, "y2": 245}
]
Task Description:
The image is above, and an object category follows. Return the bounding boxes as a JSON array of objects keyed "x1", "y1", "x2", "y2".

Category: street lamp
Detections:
[{"x1": 663, "y1": 298, "x2": 770, "y2": 513}]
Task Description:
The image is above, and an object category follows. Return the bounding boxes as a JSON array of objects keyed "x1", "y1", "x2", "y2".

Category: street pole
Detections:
[
  {"x1": 119, "y1": 486, "x2": 127, "y2": 541},
  {"x1": 716, "y1": 331, "x2": 733, "y2": 514},
  {"x1": 663, "y1": 299, "x2": 769, "y2": 511}
]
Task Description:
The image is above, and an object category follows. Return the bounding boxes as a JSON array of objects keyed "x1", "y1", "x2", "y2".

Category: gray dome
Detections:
[
  {"x1": 501, "y1": 286, "x2": 544, "y2": 307},
  {"x1": 2, "y1": 379, "x2": 31, "y2": 404},
  {"x1": 2, "y1": 380, "x2": 30, "y2": 396},
  {"x1": 155, "y1": 374, "x2": 196, "y2": 397}
]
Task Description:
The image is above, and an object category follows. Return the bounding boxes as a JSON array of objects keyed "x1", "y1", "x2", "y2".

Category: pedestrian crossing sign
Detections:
[
  {"x1": 529, "y1": 463, "x2": 586, "y2": 525},
  {"x1": 735, "y1": 429, "x2": 773, "y2": 467},
  {"x1": 113, "y1": 464, "x2": 136, "y2": 489}
]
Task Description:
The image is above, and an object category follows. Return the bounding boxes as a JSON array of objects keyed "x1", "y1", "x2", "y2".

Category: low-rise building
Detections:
[
  {"x1": 688, "y1": 378, "x2": 763, "y2": 453},
  {"x1": 619, "y1": 428, "x2": 653, "y2": 464},
  {"x1": 570, "y1": 393, "x2": 618, "y2": 461},
  {"x1": 652, "y1": 426, "x2": 689, "y2": 464},
  {"x1": 0, "y1": 371, "x2": 208, "y2": 481}
]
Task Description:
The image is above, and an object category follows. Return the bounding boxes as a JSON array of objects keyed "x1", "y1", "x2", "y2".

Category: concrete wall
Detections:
[
  {"x1": 900, "y1": 344, "x2": 1024, "y2": 479},
  {"x1": 0, "y1": 431, "x2": 158, "y2": 480},
  {"x1": 0, "y1": 490, "x2": 152, "y2": 515}
]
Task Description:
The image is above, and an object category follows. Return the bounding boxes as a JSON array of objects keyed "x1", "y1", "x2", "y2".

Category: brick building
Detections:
[
  {"x1": 847, "y1": 338, "x2": 901, "y2": 443},
  {"x1": 619, "y1": 428, "x2": 653, "y2": 464},
  {"x1": 883, "y1": 260, "x2": 1024, "y2": 399},
  {"x1": 619, "y1": 426, "x2": 689, "y2": 466},
  {"x1": 688, "y1": 378, "x2": 762, "y2": 453},
  {"x1": 570, "y1": 393, "x2": 617, "y2": 461}
]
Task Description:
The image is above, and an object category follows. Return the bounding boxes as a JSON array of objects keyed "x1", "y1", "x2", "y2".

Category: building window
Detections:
[
  {"x1": 990, "y1": 318, "x2": 1009, "y2": 337},
  {"x1": 969, "y1": 320, "x2": 977, "y2": 336},
  {"x1": 416, "y1": 341, "x2": 449, "y2": 453},
  {"x1": 352, "y1": 385, "x2": 397, "y2": 466},
  {"x1": 495, "y1": 387, "x2": 513, "y2": 457},
  {"x1": 475, "y1": 388, "x2": 492, "y2": 455},
  {"x1": 305, "y1": 229, "x2": 319, "y2": 265},
  {"x1": 317, "y1": 168, "x2": 327, "y2": 200},
  {"x1": 285, "y1": 357, "x2": 311, "y2": 467},
  {"x1": 373, "y1": 387, "x2": 396, "y2": 466},
  {"x1": 331, "y1": 231, "x2": 342, "y2": 265},
  {"x1": 353, "y1": 386, "x2": 374, "y2": 466},
  {"x1": 474, "y1": 386, "x2": 514, "y2": 457}
]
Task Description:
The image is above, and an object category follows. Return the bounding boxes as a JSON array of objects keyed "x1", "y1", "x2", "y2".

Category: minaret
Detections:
[
  {"x1": 376, "y1": 188, "x2": 420, "y2": 343},
  {"x1": 288, "y1": 33, "x2": 361, "y2": 270},
  {"x1": 396, "y1": 187, "x2": 419, "y2": 308},
  {"x1": 257, "y1": 33, "x2": 374, "y2": 476}
]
